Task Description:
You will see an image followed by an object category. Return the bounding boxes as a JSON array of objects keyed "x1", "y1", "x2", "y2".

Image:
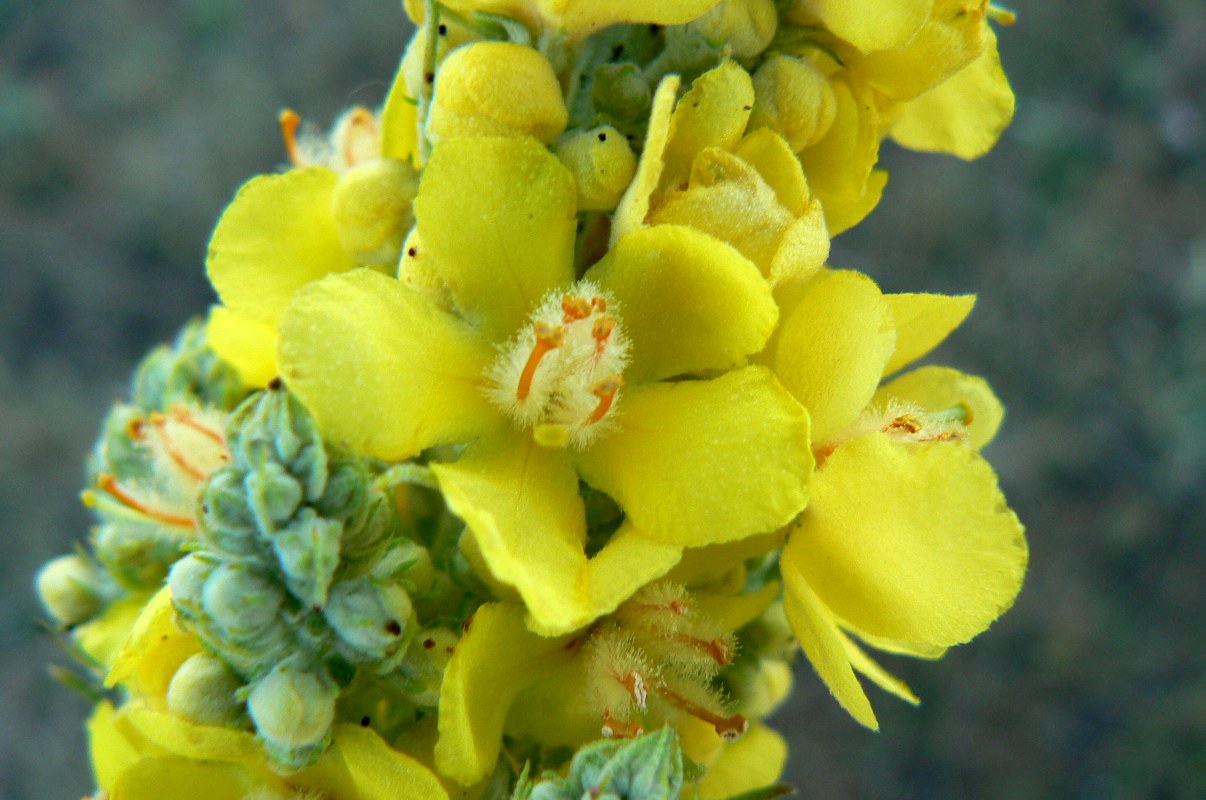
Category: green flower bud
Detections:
[
  {"x1": 271, "y1": 509, "x2": 343, "y2": 608},
  {"x1": 35, "y1": 554, "x2": 114, "y2": 626},
  {"x1": 399, "y1": 627, "x2": 458, "y2": 708},
  {"x1": 312, "y1": 458, "x2": 367, "y2": 522},
  {"x1": 555, "y1": 127, "x2": 638, "y2": 212},
  {"x1": 324, "y1": 576, "x2": 414, "y2": 667},
  {"x1": 527, "y1": 728, "x2": 684, "y2": 800},
  {"x1": 226, "y1": 388, "x2": 328, "y2": 503},
  {"x1": 749, "y1": 54, "x2": 838, "y2": 151},
  {"x1": 247, "y1": 661, "x2": 337, "y2": 769},
  {"x1": 168, "y1": 552, "x2": 216, "y2": 614},
  {"x1": 331, "y1": 158, "x2": 419, "y2": 266},
  {"x1": 246, "y1": 461, "x2": 305, "y2": 534},
  {"x1": 198, "y1": 468, "x2": 261, "y2": 556},
  {"x1": 689, "y1": 0, "x2": 777, "y2": 59},
  {"x1": 201, "y1": 562, "x2": 286, "y2": 641},
  {"x1": 590, "y1": 63, "x2": 652, "y2": 122},
  {"x1": 167, "y1": 653, "x2": 245, "y2": 726},
  {"x1": 93, "y1": 521, "x2": 181, "y2": 591}
]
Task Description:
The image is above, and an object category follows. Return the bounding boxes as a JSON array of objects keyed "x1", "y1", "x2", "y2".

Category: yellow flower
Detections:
[
  {"x1": 613, "y1": 63, "x2": 831, "y2": 284},
  {"x1": 278, "y1": 136, "x2": 812, "y2": 636},
  {"x1": 762, "y1": 269, "x2": 1027, "y2": 728},
  {"x1": 205, "y1": 70, "x2": 421, "y2": 388},
  {"x1": 434, "y1": 578, "x2": 787, "y2": 792},
  {"x1": 88, "y1": 701, "x2": 448, "y2": 800},
  {"x1": 403, "y1": 0, "x2": 724, "y2": 42}
]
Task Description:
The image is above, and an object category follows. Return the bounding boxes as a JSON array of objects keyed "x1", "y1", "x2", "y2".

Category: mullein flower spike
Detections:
[{"x1": 37, "y1": 2, "x2": 1028, "y2": 798}]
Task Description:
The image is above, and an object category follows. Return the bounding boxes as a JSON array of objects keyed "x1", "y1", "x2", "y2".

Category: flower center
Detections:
[{"x1": 486, "y1": 281, "x2": 630, "y2": 449}]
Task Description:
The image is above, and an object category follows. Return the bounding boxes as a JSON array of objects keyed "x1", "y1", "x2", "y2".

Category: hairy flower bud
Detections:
[
  {"x1": 246, "y1": 661, "x2": 337, "y2": 769},
  {"x1": 331, "y1": 158, "x2": 419, "y2": 266},
  {"x1": 167, "y1": 653, "x2": 245, "y2": 726},
  {"x1": 324, "y1": 576, "x2": 415, "y2": 667},
  {"x1": 688, "y1": 0, "x2": 778, "y2": 59},
  {"x1": 750, "y1": 54, "x2": 838, "y2": 151},
  {"x1": 555, "y1": 127, "x2": 638, "y2": 212},
  {"x1": 35, "y1": 554, "x2": 114, "y2": 627}
]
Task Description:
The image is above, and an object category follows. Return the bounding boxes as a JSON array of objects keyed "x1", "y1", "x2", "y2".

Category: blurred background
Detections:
[{"x1": 1, "y1": 0, "x2": 1202, "y2": 797}]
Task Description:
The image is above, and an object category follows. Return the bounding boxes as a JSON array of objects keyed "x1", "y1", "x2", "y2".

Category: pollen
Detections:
[{"x1": 486, "y1": 281, "x2": 630, "y2": 449}]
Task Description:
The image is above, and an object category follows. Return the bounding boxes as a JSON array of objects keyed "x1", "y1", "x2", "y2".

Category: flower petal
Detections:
[
  {"x1": 781, "y1": 559, "x2": 877, "y2": 729},
  {"x1": 883, "y1": 292, "x2": 975, "y2": 377},
  {"x1": 612, "y1": 75, "x2": 681, "y2": 245},
  {"x1": 76, "y1": 593, "x2": 149, "y2": 669},
  {"x1": 787, "y1": 431, "x2": 1027, "y2": 646},
  {"x1": 435, "y1": 602, "x2": 574, "y2": 785},
  {"x1": 106, "y1": 587, "x2": 200, "y2": 708},
  {"x1": 787, "y1": 0, "x2": 930, "y2": 54},
  {"x1": 839, "y1": 628, "x2": 920, "y2": 706},
  {"x1": 279, "y1": 269, "x2": 496, "y2": 461},
  {"x1": 889, "y1": 27, "x2": 1015, "y2": 159},
  {"x1": 88, "y1": 701, "x2": 142, "y2": 792},
  {"x1": 589, "y1": 225, "x2": 778, "y2": 384},
  {"x1": 380, "y1": 64, "x2": 420, "y2": 164},
  {"x1": 695, "y1": 722, "x2": 788, "y2": 800},
  {"x1": 769, "y1": 269, "x2": 895, "y2": 444},
  {"x1": 297, "y1": 724, "x2": 449, "y2": 800},
  {"x1": 206, "y1": 305, "x2": 279, "y2": 388},
  {"x1": 434, "y1": 431, "x2": 682, "y2": 634},
  {"x1": 544, "y1": 0, "x2": 725, "y2": 40},
  {"x1": 661, "y1": 61, "x2": 756, "y2": 191},
  {"x1": 874, "y1": 365, "x2": 1005, "y2": 449},
  {"x1": 109, "y1": 757, "x2": 264, "y2": 800},
  {"x1": 120, "y1": 704, "x2": 264, "y2": 766},
  {"x1": 207, "y1": 168, "x2": 357, "y2": 321},
  {"x1": 414, "y1": 137, "x2": 577, "y2": 340},
  {"x1": 576, "y1": 367, "x2": 812, "y2": 547},
  {"x1": 798, "y1": 76, "x2": 879, "y2": 210},
  {"x1": 734, "y1": 128, "x2": 811, "y2": 216}
]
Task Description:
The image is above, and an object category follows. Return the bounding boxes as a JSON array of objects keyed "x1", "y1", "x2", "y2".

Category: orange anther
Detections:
[
  {"x1": 592, "y1": 316, "x2": 615, "y2": 343},
  {"x1": 97, "y1": 473, "x2": 194, "y2": 528},
  {"x1": 887, "y1": 414, "x2": 923, "y2": 434},
  {"x1": 621, "y1": 669, "x2": 648, "y2": 708},
  {"x1": 341, "y1": 106, "x2": 379, "y2": 167},
  {"x1": 562, "y1": 295, "x2": 591, "y2": 322},
  {"x1": 601, "y1": 713, "x2": 644, "y2": 739},
  {"x1": 516, "y1": 323, "x2": 564, "y2": 401},
  {"x1": 587, "y1": 376, "x2": 623, "y2": 424},
  {"x1": 658, "y1": 687, "x2": 748, "y2": 741},
  {"x1": 590, "y1": 296, "x2": 608, "y2": 313},
  {"x1": 278, "y1": 108, "x2": 303, "y2": 166},
  {"x1": 125, "y1": 418, "x2": 147, "y2": 441},
  {"x1": 678, "y1": 635, "x2": 734, "y2": 665}
]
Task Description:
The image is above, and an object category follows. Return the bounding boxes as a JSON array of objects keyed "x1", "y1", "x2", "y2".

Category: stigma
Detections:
[{"x1": 486, "y1": 281, "x2": 630, "y2": 449}]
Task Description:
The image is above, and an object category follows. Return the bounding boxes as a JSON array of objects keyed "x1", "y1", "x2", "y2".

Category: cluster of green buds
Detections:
[
  {"x1": 168, "y1": 381, "x2": 456, "y2": 768},
  {"x1": 514, "y1": 727, "x2": 686, "y2": 800},
  {"x1": 36, "y1": 320, "x2": 243, "y2": 629}
]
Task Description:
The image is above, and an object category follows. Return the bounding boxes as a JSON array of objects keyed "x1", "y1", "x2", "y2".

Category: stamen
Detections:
[
  {"x1": 658, "y1": 687, "x2": 748, "y2": 741},
  {"x1": 149, "y1": 412, "x2": 206, "y2": 481},
  {"x1": 601, "y1": 713, "x2": 644, "y2": 739},
  {"x1": 587, "y1": 377, "x2": 623, "y2": 424},
  {"x1": 168, "y1": 405, "x2": 226, "y2": 445},
  {"x1": 516, "y1": 323, "x2": 564, "y2": 400},
  {"x1": 987, "y1": 3, "x2": 1017, "y2": 25},
  {"x1": 621, "y1": 670, "x2": 648, "y2": 709},
  {"x1": 562, "y1": 295, "x2": 591, "y2": 322},
  {"x1": 96, "y1": 473, "x2": 195, "y2": 528},
  {"x1": 590, "y1": 296, "x2": 607, "y2": 313},
  {"x1": 341, "y1": 106, "x2": 378, "y2": 166},
  {"x1": 886, "y1": 414, "x2": 923, "y2": 434},
  {"x1": 592, "y1": 317, "x2": 616, "y2": 357},
  {"x1": 678, "y1": 635, "x2": 734, "y2": 665},
  {"x1": 278, "y1": 108, "x2": 303, "y2": 166}
]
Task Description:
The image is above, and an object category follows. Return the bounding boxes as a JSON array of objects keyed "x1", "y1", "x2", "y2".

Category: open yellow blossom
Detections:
[
  {"x1": 278, "y1": 136, "x2": 812, "y2": 636},
  {"x1": 761, "y1": 269, "x2": 1027, "y2": 728},
  {"x1": 613, "y1": 63, "x2": 830, "y2": 284},
  {"x1": 205, "y1": 68, "x2": 421, "y2": 388},
  {"x1": 435, "y1": 579, "x2": 785, "y2": 791},
  {"x1": 403, "y1": 0, "x2": 723, "y2": 42}
]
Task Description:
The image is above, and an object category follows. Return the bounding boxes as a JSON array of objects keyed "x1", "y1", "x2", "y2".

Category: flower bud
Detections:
[
  {"x1": 331, "y1": 158, "x2": 419, "y2": 266},
  {"x1": 324, "y1": 576, "x2": 414, "y2": 667},
  {"x1": 167, "y1": 652, "x2": 245, "y2": 726},
  {"x1": 93, "y1": 521, "x2": 180, "y2": 591},
  {"x1": 35, "y1": 554, "x2": 112, "y2": 626},
  {"x1": 689, "y1": 0, "x2": 778, "y2": 59},
  {"x1": 428, "y1": 42, "x2": 568, "y2": 144},
  {"x1": 201, "y1": 562, "x2": 286, "y2": 641},
  {"x1": 168, "y1": 552, "x2": 216, "y2": 614},
  {"x1": 247, "y1": 661, "x2": 337, "y2": 768},
  {"x1": 270, "y1": 509, "x2": 343, "y2": 608},
  {"x1": 590, "y1": 63, "x2": 652, "y2": 122},
  {"x1": 198, "y1": 468, "x2": 260, "y2": 556},
  {"x1": 555, "y1": 127, "x2": 638, "y2": 212},
  {"x1": 750, "y1": 53, "x2": 838, "y2": 151},
  {"x1": 245, "y1": 460, "x2": 304, "y2": 534}
]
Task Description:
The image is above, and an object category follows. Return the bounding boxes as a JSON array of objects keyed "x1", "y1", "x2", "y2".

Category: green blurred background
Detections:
[{"x1": 1, "y1": 1, "x2": 1202, "y2": 797}]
